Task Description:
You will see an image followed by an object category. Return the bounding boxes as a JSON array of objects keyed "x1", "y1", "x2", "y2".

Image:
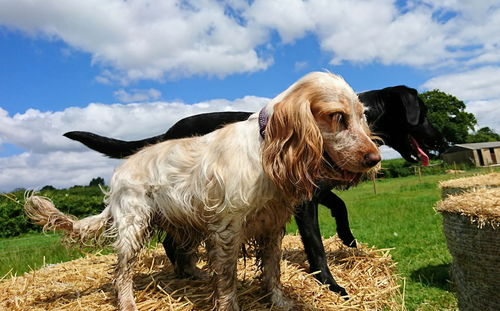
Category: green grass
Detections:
[
  {"x1": 1, "y1": 167, "x2": 497, "y2": 309},
  {"x1": 326, "y1": 175, "x2": 455, "y2": 311},
  {"x1": 286, "y1": 168, "x2": 497, "y2": 310},
  {"x1": 0, "y1": 232, "x2": 85, "y2": 278}
]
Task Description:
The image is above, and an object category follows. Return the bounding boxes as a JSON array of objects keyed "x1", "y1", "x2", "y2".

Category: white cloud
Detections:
[
  {"x1": 0, "y1": 0, "x2": 271, "y2": 83},
  {"x1": 0, "y1": 96, "x2": 268, "y2": 192},
  {"x1": 313, "y1": 1, "x2": 450, "y2": 66},
  {"x1": 114, "y1": 88, "x2": 162, "y2": 103},
  {"x1": 1, "y1": 0, "x2": 500, "y2": 191},
  {"x1": 243, "y1": 0, "x2": 314, "y2": 43},
  {"x1": 0, "y1": 97, "x2": 268, "y2": 153},
  {"x1": 421, "y1": 66, "x2": 500, "y2": 100},
  {"x1": 421, "y1": 66, "x2": 500, "y2": 134},
  {"x1": 1, "y1": 1, "x2": 499, "y2": 81},
  {"x1": 379, "y1": 145, "x2": 403, "y2": 161},
  {"x1": 465, "y1": 100, "x2": 500, "y2": 134},
  {"x1": 243, "y1": 0, "x2": 500, "y2": 69},
  {"x1": 0, "y1": 151, "x2": 120, "y2": 191}
]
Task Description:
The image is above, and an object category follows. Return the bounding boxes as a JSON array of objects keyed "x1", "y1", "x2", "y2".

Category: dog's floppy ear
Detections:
[
  {"x1": 400, "y1": 86, "x2": 421, "y2": 127},
  {"x1": 262, "y1": 92, "x2": 324, "y2": 202}
]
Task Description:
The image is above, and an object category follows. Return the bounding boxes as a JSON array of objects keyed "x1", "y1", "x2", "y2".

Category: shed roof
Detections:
[{"x1": 444, "y1": 141, "x2": 500, "y2": 153}]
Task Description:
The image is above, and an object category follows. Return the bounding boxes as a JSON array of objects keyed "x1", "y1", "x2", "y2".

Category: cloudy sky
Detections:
[{"x1": 1, "y1": 0, "x2": 499, "y2": 192}]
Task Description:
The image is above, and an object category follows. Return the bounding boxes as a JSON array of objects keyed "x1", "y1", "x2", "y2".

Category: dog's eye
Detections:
[
  {"x1": 330, "y1": 113, "x2": 347, "y2": 129},
  {"x1": 330, "y1": 112, "x2": 342, "y2": 121},
  {"x1": 329, "y1": 112, "x2": 341, "y2": 119}
]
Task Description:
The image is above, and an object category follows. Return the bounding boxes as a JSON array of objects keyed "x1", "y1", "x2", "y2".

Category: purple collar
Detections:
[{"x1": 258, "y1": 107, "x2": 269, "y2": 138}]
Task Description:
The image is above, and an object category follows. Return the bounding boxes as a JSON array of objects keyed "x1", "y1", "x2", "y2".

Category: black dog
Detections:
[{"x1": 64, "y1": 85, "x2": 440, "y2": 296}]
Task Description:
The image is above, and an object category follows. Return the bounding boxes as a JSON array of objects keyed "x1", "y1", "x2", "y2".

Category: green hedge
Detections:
[
  {"x1": 0, "y1": 186, "x2": 106, "y2": 238},
  {"x1": 379, "y1": 158, "x2": 474, "y2": 179}
]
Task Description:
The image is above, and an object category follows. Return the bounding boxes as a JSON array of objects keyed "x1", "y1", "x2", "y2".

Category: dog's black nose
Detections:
[{"x1": 364, "y1": 153, "x2": 381, "y2": 167}]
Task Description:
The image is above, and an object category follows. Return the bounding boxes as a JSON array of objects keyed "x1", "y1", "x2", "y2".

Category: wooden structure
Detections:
[{"x1": 442, "y1": 141, "x2": 500, "y2": 167}]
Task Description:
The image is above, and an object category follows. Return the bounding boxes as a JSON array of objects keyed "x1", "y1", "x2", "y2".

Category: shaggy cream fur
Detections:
[{"x1": 25, "y1": 72, "x2": 380, "y2": 311}]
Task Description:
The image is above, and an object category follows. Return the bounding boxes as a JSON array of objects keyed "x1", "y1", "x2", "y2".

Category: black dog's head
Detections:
[{"x1": 359, "y1": 86, "x2": 441, "y2": 165}]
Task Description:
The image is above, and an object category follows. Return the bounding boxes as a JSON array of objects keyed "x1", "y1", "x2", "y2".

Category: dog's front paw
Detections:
[
  {"x1": 270, "y1": 288, "x2": 294, "y2": 310},
  {"x1": 186, "y1": 266, "x2": 210, "y2": 280},
  {"x1": 313, "y1": 270, "x2": 349, "y2": 298},
  {"x1": 329, "y1": 283, "x2": 348, "y2": 299},
  {"x1": 174, "y1": 265, "x2": 209, "y2": 280}
]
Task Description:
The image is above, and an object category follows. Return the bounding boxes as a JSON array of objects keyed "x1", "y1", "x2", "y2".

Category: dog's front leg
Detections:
[
  {"x1": 259, "y1": 229, "x2": 294, "y2": 310},
  {"x1": 207, "y1": 221, "x2": 242, "y2": 311},
  {"x1": 295, "y1": 200, "x2": 348, "y2": 297},
  {"x1": 162, "y1": 235, "x2": 207, "y2": 279},
  {"x1": 317, "y1": 189, "x2": 356, "y2": 247}
]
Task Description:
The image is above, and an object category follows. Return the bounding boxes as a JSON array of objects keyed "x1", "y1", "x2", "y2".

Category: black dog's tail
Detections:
[
  {"x1": 64, "y1": 131, "x2": 162, "y2": 158},
  {"x1": 64, "y1": 111, "x2": 254, "y2": 159}
]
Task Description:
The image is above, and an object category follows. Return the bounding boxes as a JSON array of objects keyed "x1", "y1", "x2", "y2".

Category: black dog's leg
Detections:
[
  {"x1": 318, "y1": 190, "x2": 357, "y2": 248},
  {"x1": 162, "y1": 235, "x2": 207, "y2": 279},
  {"x1": 295, "y1": 200, "x2": 348, "y2": 297},
  {"x1": 162, "y1": 235, "x2": 178, "y2": 266}
]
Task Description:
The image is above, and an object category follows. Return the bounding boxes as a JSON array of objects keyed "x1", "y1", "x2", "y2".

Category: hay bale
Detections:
[
  {"x1": 436, "y1": 187, "x2": 500, "y2": 311},
  {"x1": 0, "y1": 235, "x2": 401, "y2": 311},
  {"x1": 439, "y1": 172, "x2": 500, "y2": 198}
]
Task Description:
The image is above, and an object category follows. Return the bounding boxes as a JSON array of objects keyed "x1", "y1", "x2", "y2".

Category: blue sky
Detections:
[
  {"x1": 1, "y1": 0, "x2": 499, "y2": 192},
  {"x1": 1, "y1": 31, "x2": 425, "y2": 116}
]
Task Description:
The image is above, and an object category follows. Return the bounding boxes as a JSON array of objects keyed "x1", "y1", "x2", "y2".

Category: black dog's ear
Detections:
[{"x1": 399, "y1": 86, "x2": 421, "y2": 127}]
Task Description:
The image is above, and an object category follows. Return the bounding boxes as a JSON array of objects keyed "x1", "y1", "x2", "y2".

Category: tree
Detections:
[
  {"x1": 466, "y1": 127, "x2": 500, "y2": 143},
  {"x1": 419, "y1": 90, "x2": 477, "y2": 154},
  {"x1": 89, "y1": 177, "x2": 105, "y2": 187}
]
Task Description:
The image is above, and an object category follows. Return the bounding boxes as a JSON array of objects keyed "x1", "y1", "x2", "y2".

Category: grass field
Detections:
[
  {"x1": 0, "y1": 232, "x2": 84, "y2": 278},
  {"x1": 288, "y1": 173, "x2": 461, "y2": 311},
  {"x1": 1, "y1": 168, "x2": 497, "y2": 310}
]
